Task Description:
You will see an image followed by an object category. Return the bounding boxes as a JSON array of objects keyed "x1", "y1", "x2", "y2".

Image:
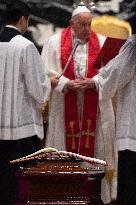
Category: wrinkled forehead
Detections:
[{"x1": 72, "y1": 12, "x2": 92, "y2": 23}]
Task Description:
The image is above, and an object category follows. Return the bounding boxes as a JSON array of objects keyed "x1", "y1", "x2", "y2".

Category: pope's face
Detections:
[{"x1": 71, "y1": 12, "x2": 92, "y2": 43}]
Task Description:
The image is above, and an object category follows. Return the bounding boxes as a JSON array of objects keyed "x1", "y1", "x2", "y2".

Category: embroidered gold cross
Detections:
[
  {"x1": 82, "y1": 119, "x2": 94, "y2": 149},
  {"x1": 67, "y1": 121, "x2": 78, "y2": 150}
]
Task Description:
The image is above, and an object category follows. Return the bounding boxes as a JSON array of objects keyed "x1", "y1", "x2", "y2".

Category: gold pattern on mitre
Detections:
[{"x1": 92, "y1": 15, "x2": 132, "y2": 40}]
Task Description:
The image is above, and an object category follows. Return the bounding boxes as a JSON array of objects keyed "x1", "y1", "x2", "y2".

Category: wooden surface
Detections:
[{"x1": 18, "y1": 154, "x2": 104, "y2": 205}]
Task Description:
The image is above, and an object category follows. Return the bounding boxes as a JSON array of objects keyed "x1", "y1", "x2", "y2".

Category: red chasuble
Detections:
[{"x1": 61, "y1": 27, "x2": 100, "y2": 157}]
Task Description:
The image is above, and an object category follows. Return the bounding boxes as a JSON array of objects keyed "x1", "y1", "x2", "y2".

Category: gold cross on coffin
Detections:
[
  {"x1": 67, "y1": 121, "x2": 78, "y2": 150},
  {"x1": 82, "y1": 119, "x2": 94, "y2": 149}
]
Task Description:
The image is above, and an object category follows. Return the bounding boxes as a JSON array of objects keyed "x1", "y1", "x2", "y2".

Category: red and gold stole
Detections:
[{"x1": 61, "y1": 27, "x2": 100, "y2": 157}]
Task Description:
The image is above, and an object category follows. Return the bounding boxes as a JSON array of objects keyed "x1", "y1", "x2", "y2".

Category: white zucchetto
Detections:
[{"x1": 72, "y1": 2, "x2": 90, "y2": 17}]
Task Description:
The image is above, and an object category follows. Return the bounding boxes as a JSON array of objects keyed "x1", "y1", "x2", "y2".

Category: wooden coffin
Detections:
[{"x1": 15, "y1": 151, "x2": 104, "y2": 205}]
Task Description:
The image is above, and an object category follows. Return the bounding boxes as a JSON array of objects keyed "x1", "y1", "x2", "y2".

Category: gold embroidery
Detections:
[
  {"x1": 105, "y1": 169, "x2": 116, "y2": 182},
  {"x1": 82, "y1": 119, "x2": 94, "y2": 149},
  {"x1": 67, "y1": 121, "x2": 78, "y2": 150}
]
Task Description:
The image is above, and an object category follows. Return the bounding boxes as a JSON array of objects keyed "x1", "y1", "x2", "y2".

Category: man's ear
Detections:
[{"x1": 19, "y1": 16, "x2": 25, "y2": 26}]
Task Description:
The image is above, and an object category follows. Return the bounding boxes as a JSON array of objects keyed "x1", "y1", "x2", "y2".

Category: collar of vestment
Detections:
[
  {"x1": 6, "y1": 25, "x2": 21, "y2": 33},
  {"x1": 0, "y1": 26, "x2": 21, "y2": 42}
]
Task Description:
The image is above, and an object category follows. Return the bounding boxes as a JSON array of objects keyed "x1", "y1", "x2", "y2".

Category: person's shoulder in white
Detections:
[
  {"x1": 10, "y1": 35, "x2": 35, "y2": 49},
  {"x1": 127, "y1": 34, "x2": 136, "y2": 45}
]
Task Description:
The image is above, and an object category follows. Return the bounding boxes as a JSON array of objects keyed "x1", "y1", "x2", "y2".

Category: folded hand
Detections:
[
  {"x1": 66, "y1": 79, "x2": 82, "y2": 91},
  {"x1": 77, "y1": 77, "x2": 96, "y2": 91}
]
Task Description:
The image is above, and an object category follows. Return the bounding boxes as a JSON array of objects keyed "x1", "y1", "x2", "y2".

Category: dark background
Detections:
[
  {"x1": 0, "y1": 0, "x2": 136, "y2": 32},
  {"x1": 0, "y1": 0, "x2": 136, "y2": 52}
]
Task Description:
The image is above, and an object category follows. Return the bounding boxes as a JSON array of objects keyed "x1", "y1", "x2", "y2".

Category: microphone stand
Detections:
[{"x1": 57, "y1": 39, "x2": 81, "y2": 78}]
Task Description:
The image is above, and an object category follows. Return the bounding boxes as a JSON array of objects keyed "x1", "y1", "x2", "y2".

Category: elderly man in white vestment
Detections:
[
  {"x1": 84, "y1": 34, "x2": 136, "y2": 205},
  {"x1": 0, "y1": 1, "x2": 58, "y2": 204},
  {"x1": 41, "y1": 3, "x2": 118, "y2": 205},
  {"x1": 41, "y1": 3, "x2": 106, "y2": 156}
]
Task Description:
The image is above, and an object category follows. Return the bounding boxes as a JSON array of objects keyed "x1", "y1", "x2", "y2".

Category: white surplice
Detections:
[
  {"x1": 94, "y1": 34, "x2": 136, "y2": 204},
  {"x1": 94, "y1": 98, "x2": 117, "y2": 204},
  {"x1": 0, "y1": 35, "x2": 51, "y2": 140},
  {"x1": 99, "y1": 35, "x2": 136, "y2": 152}
]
